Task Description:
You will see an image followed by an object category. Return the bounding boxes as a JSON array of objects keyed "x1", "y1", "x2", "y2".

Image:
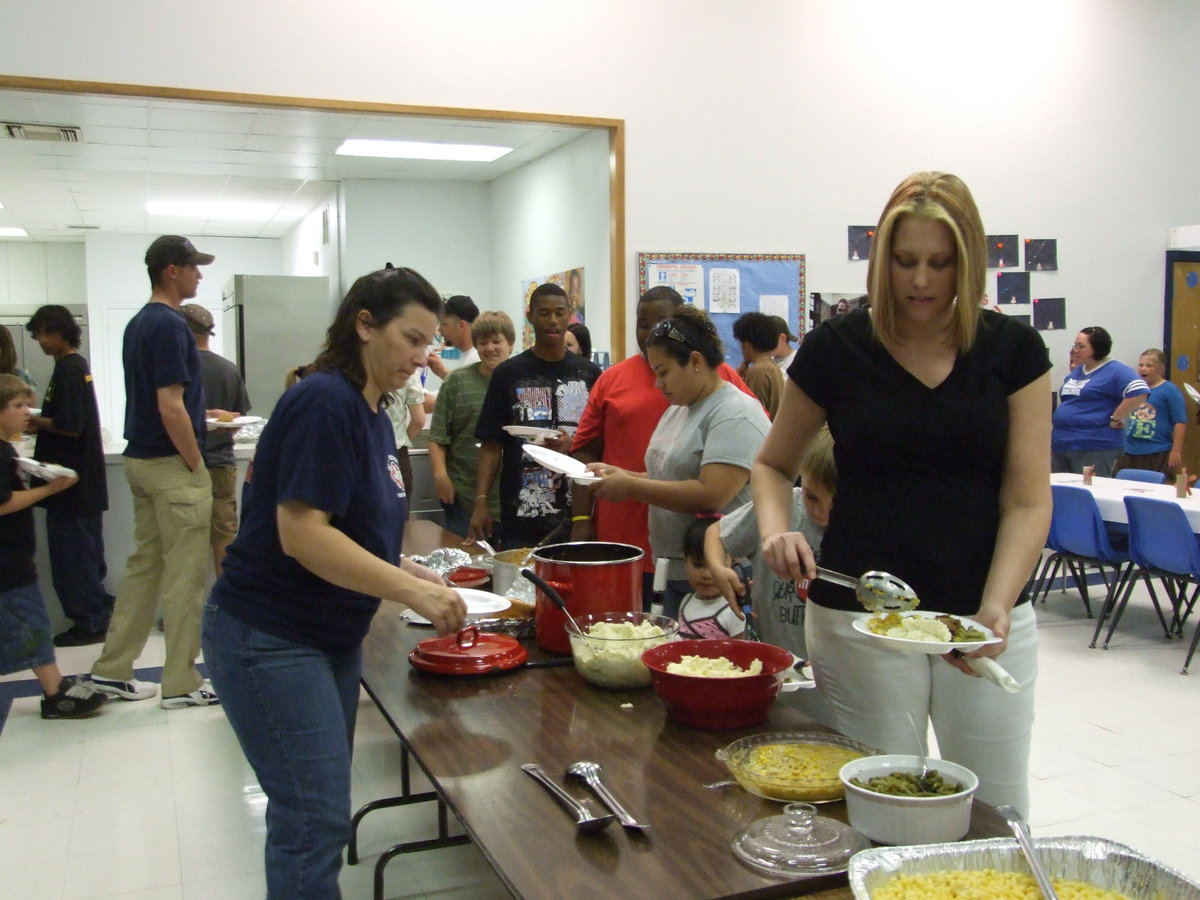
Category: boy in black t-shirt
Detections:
[
  {"x1": 470, "y1": 283, "x2": 601, "y2": 548},
  {"x1": 26, "y1": 305, "x2": 113, "y2": 646},
  {"x1": 0, "y1": 374, "x2": 106, "y2": 719}
]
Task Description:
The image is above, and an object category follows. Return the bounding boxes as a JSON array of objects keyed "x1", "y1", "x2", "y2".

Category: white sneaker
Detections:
[
  {"x1": 89, "y1": 675, "x2": 159, "y2": 701},
  {"x1": 160, "y1": 680, "x2": 220, "y2": 710}
]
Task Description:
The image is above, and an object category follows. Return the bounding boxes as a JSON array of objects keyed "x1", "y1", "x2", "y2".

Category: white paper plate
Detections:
[
  {"x1": 14, "y1": 456, "x2": 77, "y2": 480},
  {"x1": 1186, "y1": 383, "x2": 1200, "y2": 404},
  {"x1": 207, "y1": 415, "x2": 262, "y2": 429},
  {"x1": 522, "y1": 443, "x2": 589, "y2": 478},
  {"x1": 28, "y1": 408, "x2": 41, "y2": 416},
  {"x1": 850, "y1": 611, "x2": 1001, "y2": 655},
  {"x1": 503, "y1": 425, "x2": 558, "y2": 443},
  {"x1": 402, "y1": 587, "x2": 511, "y2": 625}
]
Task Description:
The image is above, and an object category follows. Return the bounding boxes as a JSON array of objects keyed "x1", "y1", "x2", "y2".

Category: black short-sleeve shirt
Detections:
[
  {"x1": 33, "y1": 352, "x2": 108, "y2": 514},
  {"x1": 788, "y1": 308, "x2": 1051, "y2": 615}
]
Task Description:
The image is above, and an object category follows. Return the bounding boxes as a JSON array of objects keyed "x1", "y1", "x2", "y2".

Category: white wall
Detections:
[
  {"x1": 280, "y1": 190, "x2": 341, "y2": 313},
  {"x1": 83, "y1": 232, "x2": 280, "y2": 432},
  {"x1": 0, "y1": 241, "x2": 85, "y2": 308},
  {"x1": 339, "y1": 179, "x2": 492, "y2": 301},
  {"x1": 3, "y1": 0, "x2": 1199, "y2": 374},
  {"x1": 489, "y1": 129, "x2": 611, "y2": 352}
]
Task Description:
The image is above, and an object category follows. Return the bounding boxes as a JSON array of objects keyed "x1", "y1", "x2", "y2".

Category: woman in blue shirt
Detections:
[
  {"x1": 1115, "y1": 348, "x2": 1187, "y2": 478},
  {"x1": 1051, "y1": 326, "x2": 1149, "y2": 476},
  {"x1": 202, "y1": 266, "x2": 466, "y2": 899}
]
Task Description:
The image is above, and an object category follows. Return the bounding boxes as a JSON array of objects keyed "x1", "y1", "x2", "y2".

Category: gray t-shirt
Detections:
[
  {"x1": 200, "y1": 349, "x2": 251, "y2": 468},
  {"x1": 720, "y1": 488, "x2": 823, "y2": 654},
  {"x1": 720, "y1": 488, "x2": 835, "y2": 725},
  {"x1": 646, "y1": 382, "x2": 770, "y2": 580}
]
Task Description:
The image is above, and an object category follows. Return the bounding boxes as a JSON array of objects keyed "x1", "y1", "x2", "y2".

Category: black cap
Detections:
[
  {"x1": 444, "y1": 295, "x2": 479, "y2": 323},
  {"x1": 770, "y1": 315, "x2": 799, "y2": 343},
  {"x1": 179, "y1": 303, "x2": 216, "y2": 336},
  {"x1": 145, "y1": 235, "x2": 215, "y2": 270}
]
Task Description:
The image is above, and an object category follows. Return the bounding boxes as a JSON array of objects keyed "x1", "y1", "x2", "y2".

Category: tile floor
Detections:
[{"x1": 1, "y1": 580, "x2": 1198, "y2": 899}]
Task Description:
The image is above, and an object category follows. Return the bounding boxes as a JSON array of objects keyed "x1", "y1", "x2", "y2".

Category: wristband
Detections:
[{"x1": 572, "y1": 515, "x2": 591, "y2": 522}]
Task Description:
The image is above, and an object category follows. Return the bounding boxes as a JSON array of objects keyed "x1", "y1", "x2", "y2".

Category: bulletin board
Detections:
[{"x1": 637, "y1": 252, "x2": 806, "y2": 369}]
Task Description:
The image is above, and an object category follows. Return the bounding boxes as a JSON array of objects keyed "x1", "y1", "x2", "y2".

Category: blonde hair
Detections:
[
  {"x1": 1140, "y1": 348, "x2": 1168, "y2": 371},
  {"x1": 472, "y1": 310, "x2": 516, "y2": 346},
  {"x1": 799, "y1": 425, "x2": 836, "y2": 490},
  {"x1": 867, "y1": 172, "x2": 986, "y2": 352},
  {"x1": 0, "y1": 372, "x2": 33, "y2": 410}
]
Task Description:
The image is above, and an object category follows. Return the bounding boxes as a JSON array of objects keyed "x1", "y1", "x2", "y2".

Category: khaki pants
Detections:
[{"x1": 92, "y1": 456, "x2": 212, "y2": 697}]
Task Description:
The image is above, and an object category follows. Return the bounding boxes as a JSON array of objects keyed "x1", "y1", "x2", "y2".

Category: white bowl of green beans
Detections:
[{"x1": 839, "y1": 754, "x2": 979, "y2": 845}]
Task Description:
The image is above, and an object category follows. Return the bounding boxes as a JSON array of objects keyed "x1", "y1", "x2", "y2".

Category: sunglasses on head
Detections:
[{"x1": 650, "y1": 320, "x2": 690, "y2": 347}]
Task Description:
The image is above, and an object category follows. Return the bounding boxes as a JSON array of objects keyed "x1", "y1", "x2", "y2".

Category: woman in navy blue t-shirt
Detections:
[{"x1": 203, "y1": 266, "x2": 466, "y2": 899}]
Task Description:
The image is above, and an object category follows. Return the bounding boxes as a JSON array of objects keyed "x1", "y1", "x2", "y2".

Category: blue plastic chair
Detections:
[
  {"x1": 1045, "y1": 485, "x2": 1130, "y2": 623},
  {"x1": 1100, "y1": 496, "x2": 1200, "y2": 673},
  {"x1": 1115, "y1": 468, "x2": 1167, "y2": 485}
]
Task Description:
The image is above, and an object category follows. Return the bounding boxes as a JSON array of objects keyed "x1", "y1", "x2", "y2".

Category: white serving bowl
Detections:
[{"x1": 838, "y1": 754, "x2": 978, "y2": 846}]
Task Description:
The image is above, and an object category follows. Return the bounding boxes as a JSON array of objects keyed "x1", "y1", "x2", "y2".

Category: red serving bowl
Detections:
[{"x1": 640, "y1": 639, "x2": 795, "y2": 730}]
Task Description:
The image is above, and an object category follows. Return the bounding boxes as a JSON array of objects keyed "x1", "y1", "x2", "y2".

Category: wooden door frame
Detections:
[
  {"x1": 0, "y1": 74, "x2": 628, "y2": 362},
  {"x1": 1163, "y1": 250, "x2": 1200, "y2": 358}
]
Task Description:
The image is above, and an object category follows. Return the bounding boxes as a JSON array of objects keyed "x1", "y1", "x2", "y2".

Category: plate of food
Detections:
[
  {"x1": 503, "y1": 425, "x2": 559, "y2": 443},
  {"x1": 850, "y1": 610, "x2": 1002, "y2": 655},
  {"x1": 207, "y1": 415, "x2": 262, "y2": 429},
  {"x1": 402, "y1": 587, "x2": 511, "y2": 625},
  {"x1": 14, "y1": 457, "x2": 76, "y2": 480}
]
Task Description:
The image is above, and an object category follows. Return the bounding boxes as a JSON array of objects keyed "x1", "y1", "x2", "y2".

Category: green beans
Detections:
[{"x1": 850, "y1": 770, "x2": 963, "y2": 797}]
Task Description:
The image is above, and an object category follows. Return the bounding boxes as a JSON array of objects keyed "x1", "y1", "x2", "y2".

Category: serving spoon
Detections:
[
  {"x1": 814, "y1": 566, "x2": 920, "y2": 613},
  {"x1": 566, "y1": 761, "x2": 651, "y2": 831},
  {"x1": 996, "y1": 804, "x2": 1060, "y2": 899},
  {"x1": 520, "y1": 568, "x2": 586, "y2": 639},
  {"x1": 521, "y1": 764, "x2": 616, "y2": 833},
  {"x1": 905, "y1": 711, "x2": 936, "y2": 793}
]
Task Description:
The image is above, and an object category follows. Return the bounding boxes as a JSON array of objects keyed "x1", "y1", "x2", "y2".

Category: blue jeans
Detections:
[
  {"x1": 203, "y1": 604, "x2": 362, "y2": 899},
  {"x1": 45, "y1": 508, "x2": 112, "y2": 631},
  {"x1": 0, "y1": 581, "x2": 56, "y2": 676}
]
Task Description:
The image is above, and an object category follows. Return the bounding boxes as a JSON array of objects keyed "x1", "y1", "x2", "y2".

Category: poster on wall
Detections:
[
  {"x1": 986, "y1": 235, "x2": 1019, "y2": 269},
  {"x1": 1025, "y1": 239, "x2": 1058, "y2": 271},
  {"x1": 645, "y1": 262, "x2": 705, "y2": 307},
  {"x1": 709, "y1": 268, "x2": 741, "y2": 313},
  {"x1": 848, "y1": 226, "x2": 874, "y2": 261},
  {"x1": 997, "y1": 271, "x2": 1030, "y2": 305},
  {"x1": 519, "y1": 266, "x2": 585, "y2": 348},
  {"x1": 1032, "y1": 297, "x2": 1066, "y2": 332}
]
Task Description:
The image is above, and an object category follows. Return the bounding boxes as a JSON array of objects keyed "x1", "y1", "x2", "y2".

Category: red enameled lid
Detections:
[{"x1": 409, "y1": 626, "x2": 528, "y2": 675}]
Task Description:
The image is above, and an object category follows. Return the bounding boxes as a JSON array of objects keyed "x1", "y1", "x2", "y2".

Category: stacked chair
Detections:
[{"x1": 1097, "y1": 495, "x2": 1200, "y2": 674}]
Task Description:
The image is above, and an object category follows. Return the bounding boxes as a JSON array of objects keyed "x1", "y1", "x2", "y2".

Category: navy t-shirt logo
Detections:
[{"x1": 387, "y1": 454, "x2": 406, "y2": 496}]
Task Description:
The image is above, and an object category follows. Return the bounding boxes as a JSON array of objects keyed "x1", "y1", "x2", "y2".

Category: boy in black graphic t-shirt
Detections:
[{"x1": 471, "y1": 283, "x2": 600, "y2": 548}]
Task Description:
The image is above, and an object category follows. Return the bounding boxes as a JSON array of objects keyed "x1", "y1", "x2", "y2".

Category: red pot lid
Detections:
[{"x1": 409, "y1": 626, "x2": 528, "y2": 675}]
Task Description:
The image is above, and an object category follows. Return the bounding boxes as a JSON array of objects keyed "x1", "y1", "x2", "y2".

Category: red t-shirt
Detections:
[{"x1": 571, "y1": 356, "x2": 759, "y2": 572}]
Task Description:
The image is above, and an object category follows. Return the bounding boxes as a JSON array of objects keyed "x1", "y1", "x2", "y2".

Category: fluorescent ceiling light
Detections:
[
  {"x1": 0, "y1": 227, "x2": 28, "y2": 237},
  {"x1": 335, "y1": 138, "x2": 512, "y2": 162},
  {"x1": 147, "y1": 199, "x2": 279, "y2": 221}
]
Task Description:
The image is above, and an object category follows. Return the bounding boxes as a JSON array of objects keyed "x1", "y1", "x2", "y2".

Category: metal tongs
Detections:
[{"x1": 815, "y1": 566, "x2": 920, "y2": 613}]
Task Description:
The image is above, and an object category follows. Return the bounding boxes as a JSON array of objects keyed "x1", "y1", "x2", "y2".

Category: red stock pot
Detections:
[{"x1": 528, "y1": 542, "x2": 645, "y2": 654}]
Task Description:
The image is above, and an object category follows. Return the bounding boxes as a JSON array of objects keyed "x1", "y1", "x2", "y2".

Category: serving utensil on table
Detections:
[
  {"x1": 996, "y1": 804, "x2": 1060, "y2": 900},
  {"x1": 521, "y1": 764, "x2": 616, "y2": 833},
  {"x1": 519, "y1": 568, "x2": 587, "y2": 639},
  {"x1": 566, "y1": 761, "x2": 651, "y2": 832},
  {"x1": 814, "y1": 566, "x2": 920, "y2": 613}
]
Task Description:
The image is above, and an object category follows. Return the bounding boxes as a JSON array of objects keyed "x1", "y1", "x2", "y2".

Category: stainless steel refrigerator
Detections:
[{"x1": 221, "y1": 275, "x2": 330, "y2": 418}]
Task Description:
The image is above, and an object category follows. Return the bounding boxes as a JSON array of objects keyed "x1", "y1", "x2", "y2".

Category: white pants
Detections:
[{"x1": 805, "y1": 602, "x2": 1039, "y2": 817}]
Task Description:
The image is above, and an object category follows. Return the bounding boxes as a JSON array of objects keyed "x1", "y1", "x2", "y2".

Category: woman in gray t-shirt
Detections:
[{"x1": 587, "y1": 306, "x2": 770, "y2": 617}]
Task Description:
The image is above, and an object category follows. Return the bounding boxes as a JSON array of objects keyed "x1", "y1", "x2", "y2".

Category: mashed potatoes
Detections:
[
  {"x1": 569, "y1": 620, "x2": 671, "y2": 689},
  {"x1": 868, "y1": 613, "x2": 953, "y2": 642},
  {"x1": 665, "y1": 655, "x2": 763, "y2": 677}
]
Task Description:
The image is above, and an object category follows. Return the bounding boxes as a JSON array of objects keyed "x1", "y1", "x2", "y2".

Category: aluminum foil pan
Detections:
[{"x1": 848, "y1": 836, "x2": 1200, "y2": 899}]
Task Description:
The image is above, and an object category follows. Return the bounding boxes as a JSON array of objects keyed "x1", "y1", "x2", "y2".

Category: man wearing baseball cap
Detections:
[
  {"x1": 769, "y1": 314, "x2": 799, "y2": 371},
  {"x1": 180, "y1": 303, "x2": 251, "y2": 578},
  {"x1": 90, "y1": 235, "x2": 219, "y2": 709}
]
